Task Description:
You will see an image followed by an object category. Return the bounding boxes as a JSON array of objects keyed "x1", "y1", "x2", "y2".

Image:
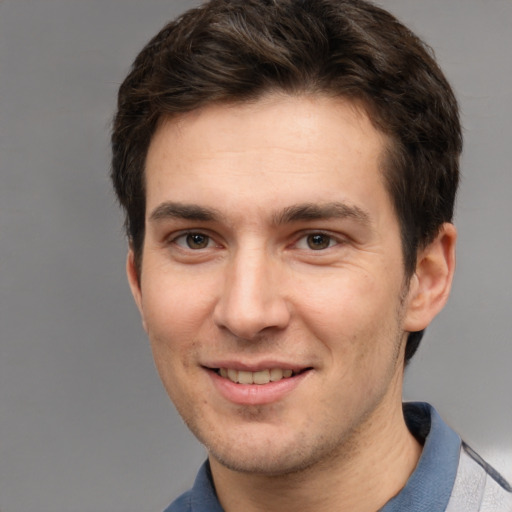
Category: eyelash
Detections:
[
  {"x1": 294, "y1": 232, "x2": 341, "y2": 251},
  {"x1": 171, "y1": 231, "x2": 219, "y2": 250},
  {"x1": 169, "y1": 230, "x2": 343, "y2": 252}
]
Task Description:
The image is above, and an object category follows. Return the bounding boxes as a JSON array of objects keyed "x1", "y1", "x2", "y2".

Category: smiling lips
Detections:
[{"x1": 209, "y1": 365, "x2": 311, "y2": 405}]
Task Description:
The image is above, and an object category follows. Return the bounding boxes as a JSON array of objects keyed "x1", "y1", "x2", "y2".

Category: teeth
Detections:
[
  {"x1": 237, "y1": 371, "x2": 253, "y2": 385},
  {"x1": 253, "y1": 370, "x2": 270, "y2": 384},
  {"x1": 218, "y1": 368, "x2": 297, "y2": 385},
  {"x1": 270, "y1": 368, "x2": 283, "y2": 381}
]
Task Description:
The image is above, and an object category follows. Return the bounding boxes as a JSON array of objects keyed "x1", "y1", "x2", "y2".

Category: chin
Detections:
[
  {"x1": 211, "y1": 448, "x2": 317, "y2": 476},
  {"x1": 201, "y1": 424, "x2": 349, "y2": 477}
]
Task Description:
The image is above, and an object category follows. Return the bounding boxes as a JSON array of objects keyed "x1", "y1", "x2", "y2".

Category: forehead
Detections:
[{"x1": 144, "y1": 94, "x2": 392, "y2": 223}]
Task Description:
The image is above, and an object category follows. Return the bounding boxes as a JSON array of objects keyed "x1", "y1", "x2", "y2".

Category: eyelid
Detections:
[
  {"x1": 167, "y1": 230, "x2": 221, "y2": 250},
  {"x1": 293, "y1": 230, "x2": 346, "y2": 250},
  {"x1": 164, "y1": 228, "x2": 347, "y2": 250}
]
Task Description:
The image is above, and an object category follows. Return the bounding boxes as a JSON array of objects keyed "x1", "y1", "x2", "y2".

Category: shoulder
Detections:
[
  {"x1": 163, "y1": 490, "x2": 193, "y2": 512},
  {"x1": 447, "y1": 442, "x2": 512, "y2": 512},
  {"x1": 162, "y1": 461, "x2": 224, "y2": 512}
]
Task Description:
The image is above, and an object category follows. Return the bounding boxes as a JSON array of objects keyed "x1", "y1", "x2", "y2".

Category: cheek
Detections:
[
  {"x1": 139, "y1": 274, "x2": 216, "y2": 370},
  {"x1": 295, "y1": 268, "x2": 384, "y2": 327},
  {"x1": 295, "y1": 268, "x2": 403, "y2": 360},
  {"x1": 142, "y1": 266, "x2": 216, "y2": 327},
  {"x1": 140, "y1": 279, "x2": 208, "y2": 405}
]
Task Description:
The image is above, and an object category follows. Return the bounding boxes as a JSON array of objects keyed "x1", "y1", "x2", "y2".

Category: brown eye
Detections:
[
  {"x1": 306, "y1": 233, "x2": 331, "y2": 250},
  {"x1": 186, "y1": 233, "x2": 210, "y2": 249}
]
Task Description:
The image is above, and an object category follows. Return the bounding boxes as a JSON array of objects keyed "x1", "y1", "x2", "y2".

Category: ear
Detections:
[
  {"x1": 403, "y1": 223, "x2": 457, "y2": 332},
  {"x1": 126, "y1": 248, "x2": 147, "y2": 333}
]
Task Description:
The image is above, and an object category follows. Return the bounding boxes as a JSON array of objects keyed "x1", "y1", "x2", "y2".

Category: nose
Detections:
[{"x1": 213, "y1": 247, "x2": 291, "y2": 340}]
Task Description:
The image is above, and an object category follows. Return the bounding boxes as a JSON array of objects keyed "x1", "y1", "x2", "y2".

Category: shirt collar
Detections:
[{"x1": 379, "y1": 402, "x2": 461, "y2": 512}]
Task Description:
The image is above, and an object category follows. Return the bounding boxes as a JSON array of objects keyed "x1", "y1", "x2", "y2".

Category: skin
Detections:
[{"x1": 127, "y1": 94, "x2": 456, "y2": 512}]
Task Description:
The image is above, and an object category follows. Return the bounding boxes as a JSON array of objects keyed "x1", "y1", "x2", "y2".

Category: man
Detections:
[{"x1": 111, "y1": 1, "x2": 512, "y2": 510}]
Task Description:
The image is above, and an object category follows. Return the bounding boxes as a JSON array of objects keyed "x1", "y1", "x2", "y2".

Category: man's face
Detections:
[{"x1": 129, "y1": 94, "x2": 417, "y2": 475}]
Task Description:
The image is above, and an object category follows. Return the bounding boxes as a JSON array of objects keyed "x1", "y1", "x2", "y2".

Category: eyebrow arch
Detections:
[
  {"x1": 149, "y1": 202, "x2": 222, "y2": 222},
  {"x1": 273, "y1": 202, "x2": 371, "y2": 226}
]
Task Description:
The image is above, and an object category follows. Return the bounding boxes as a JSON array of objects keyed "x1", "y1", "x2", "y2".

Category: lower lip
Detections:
[{"x1": 208, "y1": 370, "x2": 310, "y2": 406}]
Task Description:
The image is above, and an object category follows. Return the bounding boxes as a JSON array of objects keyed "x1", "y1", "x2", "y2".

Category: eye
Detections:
[
  {"x1": 173, "y1": 232, "x2": 214, "y2": 250},
  {"x1": 296, "y1": 233, "x2": 337, "y2": 250}
]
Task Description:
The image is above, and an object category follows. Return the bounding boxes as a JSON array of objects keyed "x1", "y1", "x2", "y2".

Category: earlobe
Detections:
[
  {"x1": 403, "y1": 223, "x2": 457, "y2": 332},
  {"x1": 126, "y1": 249, "x2": 147, "y2": 332}
]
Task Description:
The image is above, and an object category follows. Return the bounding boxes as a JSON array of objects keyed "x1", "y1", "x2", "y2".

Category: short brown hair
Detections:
[{"x1": 111, "y1": 0, "x2": 462, "y2": 362}]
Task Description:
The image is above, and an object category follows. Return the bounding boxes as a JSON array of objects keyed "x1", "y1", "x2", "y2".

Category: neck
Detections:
[{"x1": 210, "y1": 389, "x2": 422, "y2": 512}]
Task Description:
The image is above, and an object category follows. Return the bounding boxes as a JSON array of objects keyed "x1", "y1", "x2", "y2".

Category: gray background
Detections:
[{"x1": 0, "y1": 1, "x2": 511, "y2": 511}]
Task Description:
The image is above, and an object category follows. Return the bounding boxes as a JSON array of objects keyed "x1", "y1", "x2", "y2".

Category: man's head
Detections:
[
  {"x1": 111, "y1": 0, "x2": 461, "y2": 364},
  {"x1": 112, "y1": 0, "x2": 460, "y2": 479}
]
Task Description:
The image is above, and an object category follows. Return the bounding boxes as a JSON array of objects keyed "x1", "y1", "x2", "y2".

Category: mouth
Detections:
[
  {"x1": 206, "y1": 364, "x2": 313, "y2": 405},
  {"x1": 212, "y1": 367, "x2": 311, "y2": 385}
]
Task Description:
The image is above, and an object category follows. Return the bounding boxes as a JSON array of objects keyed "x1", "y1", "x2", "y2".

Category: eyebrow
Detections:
[
  {"x1": 149, "y1": 202, "x2": 222, "y2": 222},
  {"x1": 273, "y1": 202, "x2": 371, "y2": 226},
  {"x1": 149, "y1": 200, "x2": 371, "y2": 226}
]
